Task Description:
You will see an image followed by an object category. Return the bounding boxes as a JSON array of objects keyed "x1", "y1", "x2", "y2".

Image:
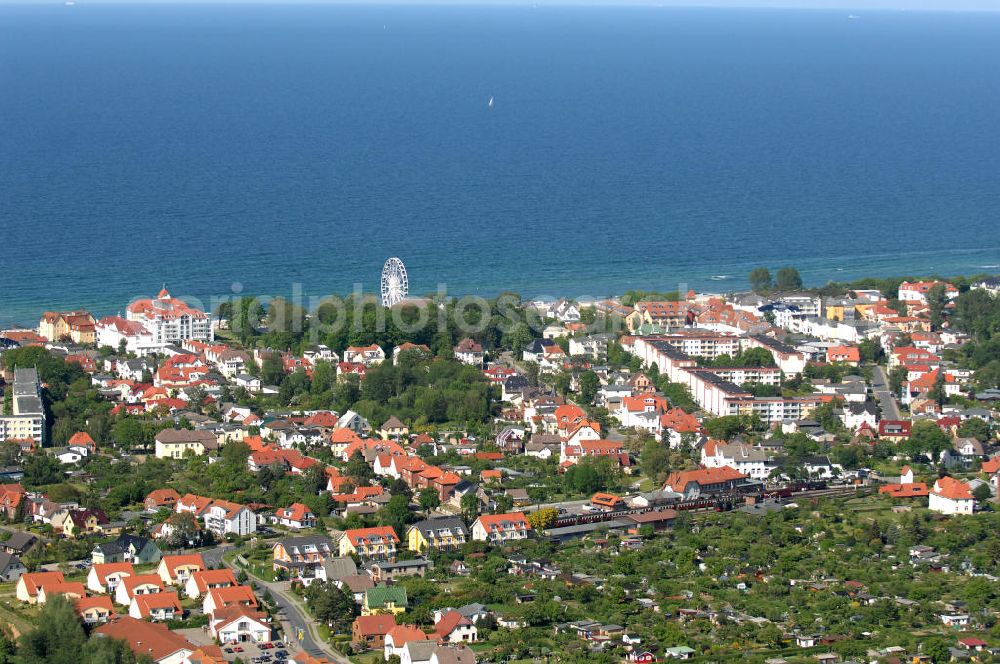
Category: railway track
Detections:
[{"x1": 550, "y1": 483, "x2": 868, "y2": 529}]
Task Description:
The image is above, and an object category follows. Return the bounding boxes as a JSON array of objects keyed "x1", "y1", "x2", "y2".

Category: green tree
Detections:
[
  {"x1": 973, "y1": 483, "x2": 992, "y2": 502},
  {"x1": 774, "y1": 267, "x2": 803, "y2": 291},
  {"x1": 378, "y1": 494, "x2": 413, "y2": 537},
  {"x1": 704, "y1": 416, "x2": 743, "y2": 441},
  {"x1": 460, "y1": 492, "x2": 480, "y2": 525},
  {"x1": 303, "y1": 581, "x2": 356, "y2": 631},
  {"x1": 903, "y1": 420, "x2": 951, "y2": 460},
  {"x1": 417, "y1": 488, "x2": 441, "y2": 513},
  {"x1": 960, "y1": 417, "x2": 990, "y2": 443},
  {"x1": 640, "y1": 439, "x2": 671, "y2": 483},
  {"x1": 748, "y1": 267, "x2": 772, "y2": 293},
  {"x1": 345, "y1": 451, "x2": 374, "y2": 483},
  {"x1": 527, "y1": 507, "x2": 559, "y2": 530},
  {"x1": 926, "y1": 283, "x2": 948, "y2": 329},
  {"x1": 260, "y1": 353, "x2": 285, "y2": 387},
  {"x1": 578, "y1": 371, "x2": 600, "y2": 405},
  {"x1": 15, "y1": 595, "x2": 87, "y2": 664},
  {"x1": 22, "y1": 454, "x2": 64, "y2": 488}
]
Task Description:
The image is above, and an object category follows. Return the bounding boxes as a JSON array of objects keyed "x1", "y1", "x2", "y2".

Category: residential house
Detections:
[
  {"x1": 157, "y1": 553, "x2": 206, "y2": 586},
  {"x1": 343, "y1": 345, "x2": 385, "y2": 367},
  {"x1": 433, "y1": 610, "x2": 478, "y2": 643},
  {"x1": 16, "y1": 571, "x2": 65, "y2": 604},
  {"x1": 271, "y1": 536, "x2": 335, "y2": 585},
  {"x1": 275, "y1": 503, "x2": 317, "y2": 530},
  {"x1": 210, "y1": 606, "x2": 272, "y2": 643},
  {"x1": 471, "y1": 512, "x2": 530, "y2": 544},
  {"x1": 92, "y1": 534, "x2": 161, "y2": 565},
  {"x1": 38, "y1": 310, "x2": 97, "y2": 344},
  {"x1": 362, "y1": 585, "x2": 408, "y2": 616},
  {"x1": 87, "y1": 562, "x2": 135, "y2": 594},
  {"x1": 145, "y1": 489, "x2": 182, "y2": 512},
  {"x1": 384, "y1": 626, "x2": 430, "y2": 661},
  {"x1": 352, "y1": 614, "x2": 397, "y2": 650},
  {"x1": 129, "y1": 591, "x2": 182, "y2": 622},
  {"x1": 37, "y1": 581, "x2": 86, "y2": 605},
  {"x1": 929, "y1": 477, "x2": 975, "y2": 515},
  {"x1": 55, "y1": 507, "x2": 109, "y2": 538},
  {"x1": 406, "y1": 517, "x2": 469, "y2": 554},
  {"x1": 662, "y1": 466, "x2": 749, "y2": 500},
  {"x1": 378, "y1": 416, "x2": 409, "y2": 440},
  {"x1": 0, "y1": 552, "x2": 26, "y2": 582},
  {"x1": 1, "y1": 531, "x2": 37, "y2": 556},
  {"x1": 76, "y1": 596, "x2": 116, "y2": 624},
  {"x1": 201, "y1": 499, "x2": 257, "y2": 537},
  {"x1": 184, "y1": 568, "x2": 238, "y2": 600},
  {"x1": 202, "y1": 585, "x2": 257, "y2": 616},
  {"x1": 154, "y1": 429, "x2": 219, "y2": 459},
  {"x1": 368, "y1": 559, "x2": 433, "y2": 583},
  {"x1": 95, "y1": 616, "x2": 196, "y2": 664},
  {"x1": 339, "y1": 526, "x2": 399, "y2": 561},
  {"x1": 115, "y1": 573, "x2": 165, "y2": 607},
  {"x1": 453, "y1": 339, "x2": 485, "y2": 366},
  {"x1": 700, "y1": 440, "x2": 774, "y2": 480}
]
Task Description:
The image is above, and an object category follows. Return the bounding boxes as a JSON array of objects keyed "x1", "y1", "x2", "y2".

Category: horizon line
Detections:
[{"x1": 3, "y1": 0, "x2": 1000, "y2": 12}]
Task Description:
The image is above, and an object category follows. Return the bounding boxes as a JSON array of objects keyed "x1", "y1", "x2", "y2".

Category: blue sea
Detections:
[{"x1": 2, "y1": 4, "x2": 1000, "y2": 326}]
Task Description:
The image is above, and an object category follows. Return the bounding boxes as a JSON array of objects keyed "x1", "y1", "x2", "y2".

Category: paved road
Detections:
[
  {"x1": 218, "y1": 547, "x2": 350, "y2": 664},
  {"x1": 872, "y1": 366, "x2": 902, "y2": 420}
]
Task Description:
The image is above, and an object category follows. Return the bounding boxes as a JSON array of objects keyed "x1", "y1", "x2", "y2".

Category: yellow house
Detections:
[
  {"x1": 76, "y1": 596, "x2": 116, "y2": 624},
  {"x1": 824, "y1": 302, "x2": 847, "y2": 321},
  {"x1": 157, "y1": 554, "x2": 206, "y2": 586},
  {"x1": 38, "y1": 311, "x2": 96, "y2": 344},
  {"x1": 378, "y1": 416, "x2": 409, "y2": 440},
  {"x1": 153, "y1": 429, "x2": 219, "y2": 459},
  {"x1": 405, "y1": 517, "x2": 468, "y2": 554},
  {"x1": 16, "y1": 572, "x2": 65, "y2": 604},
  {"x1": 55, "y1": 510, "x2": 107, "y2": 538},
  {"x1": 340, "y1": 526, "x2": 399, "y2": 561},
  {"x1": 361, "y1": 586, "x2": 407, "y2": 616}
]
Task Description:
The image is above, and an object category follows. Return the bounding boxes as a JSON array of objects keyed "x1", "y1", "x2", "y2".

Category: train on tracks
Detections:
[{"x1": 549, "y1": 480, "x2": 852, "y2": 529}]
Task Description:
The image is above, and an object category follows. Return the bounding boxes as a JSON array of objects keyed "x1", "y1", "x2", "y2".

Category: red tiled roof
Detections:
[
  {"x1": 664, "y1": 466, "x2": 747, "y2": 492},
  {"x1": 353, "y1": 614, "x2": 397, "y2": 637},
  {"x1": 879, "y1": 483, "x2": 929, "y2": 498},
  {"x1": 344, "y1": 526, "x2": 399, "y2": 546},
  {"x1": 475, "y1": 512, "x2": 529, "y2": 532},
  {"x1": 933, "y1": 476, "x2": 973, "y2": 501}
]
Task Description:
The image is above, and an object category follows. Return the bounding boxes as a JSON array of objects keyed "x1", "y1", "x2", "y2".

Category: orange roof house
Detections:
[
  {"x1": 384, "y1": 625, "x2": 429, "y2": 652},
  {"x1": 157, "y1": 553, "x2": 206, "y2": 585},
  {"x1": 662, "y1": 466, "x2": 748, "y2": 498},
  {"x1": 38, "y1": 581, "x2": 87, "y2": 604},
  {"x1": 203, "y1": 585, "x2": 258, "y2": 616},
  {"x1": 186, "y1": 569, "x2": 238, "y2": 598},
  {"x1": 95, "y1": 617, "x2": 197, "y2": 662},
  {"x1": 827, "y1": 345, "x2": 861, "y2": 365},
  {"x1": 0, "y1": 483, "x2": 25, "y2": 519},
  {"x1": 88, "y1": 562, "x2": 135, "y2": 594},
  {"x1": 933, "y1": 476, "x2": 973, "y2": 500},
  {"x1": 76, "y1": 596, "x2": 116, "y2": 623},
  {"x1": 352, "y1": 614, "x2": 398, "y2": 648},
  {"x1": 982, "y1": 456, "x2": 1000, "y2": 475},
  {"x1": 145, "y1": 488, "x2": 181, "y2": 511},
  {"x1": 591, "y1": 492, "x2": 625, "y2": 509},
  {"x1": 68, "y1": 431, "x2": 97, "y2": 451},
  {"x1": 130, "y1": 591, "x2": 182, "y2": 620},
  {"x1": 16, "y1": 571, "x2": 65, "y2": 603},
  {"x1": 480, "y1": 469, "x2": 502, "y2": 483},
  {"x1": 879, "y1": 483, "x2": 929, "y2": 498}
]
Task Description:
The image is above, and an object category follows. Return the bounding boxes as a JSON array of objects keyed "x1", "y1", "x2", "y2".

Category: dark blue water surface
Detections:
[{"x1": 2, "y1": 4, "x2": 1000, "y2": 324}]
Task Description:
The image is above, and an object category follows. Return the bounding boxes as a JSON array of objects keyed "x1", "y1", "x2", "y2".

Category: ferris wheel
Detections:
[{"x1": 380, "y1": 257, "x2": 409, "y2": 307}]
